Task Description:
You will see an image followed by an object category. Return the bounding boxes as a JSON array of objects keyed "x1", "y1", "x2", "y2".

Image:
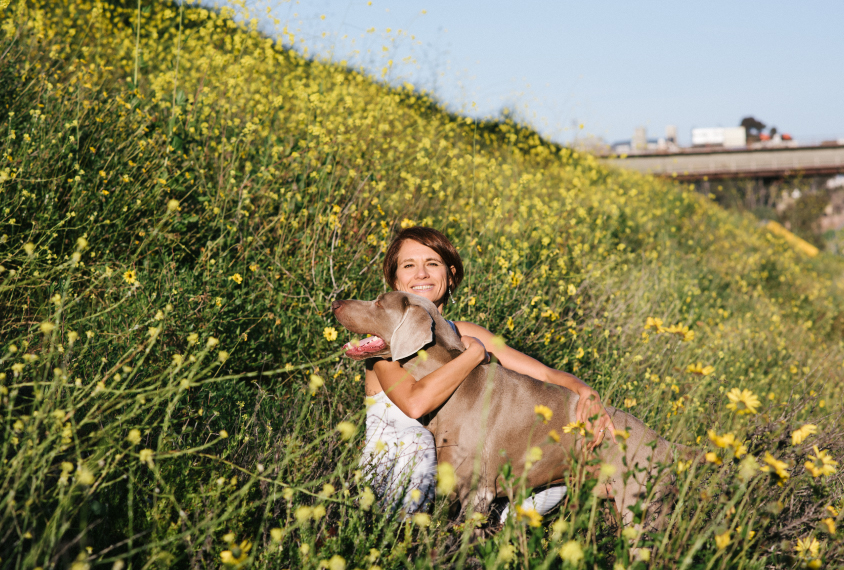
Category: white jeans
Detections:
[{"x1": 361, "y1": 391, "x2": 567, "y2": 520}]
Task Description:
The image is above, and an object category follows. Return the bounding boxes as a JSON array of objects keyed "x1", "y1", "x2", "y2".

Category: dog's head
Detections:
[{"x1": 331, "y1": 291, "x2": 438, "y2": 361}]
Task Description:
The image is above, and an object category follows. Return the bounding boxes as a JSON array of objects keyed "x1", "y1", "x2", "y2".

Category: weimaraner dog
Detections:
[{"x1": 332, "y1": 291, "x2": 694, "y2": 529}]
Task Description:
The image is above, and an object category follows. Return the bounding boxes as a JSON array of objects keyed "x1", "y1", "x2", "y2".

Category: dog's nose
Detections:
[{"x1": 331, "y1": 300, "x2": 344, "y2": 314}]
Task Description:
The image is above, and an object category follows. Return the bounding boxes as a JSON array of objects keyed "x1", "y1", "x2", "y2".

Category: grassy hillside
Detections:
[{"x1": 1, "y1": 0, "x2": 842, "y2": 568}]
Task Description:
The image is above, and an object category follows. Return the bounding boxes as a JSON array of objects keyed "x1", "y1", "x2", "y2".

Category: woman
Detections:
[{"x1": 362, "y1": 227, "x2": 615, "y2": 519}]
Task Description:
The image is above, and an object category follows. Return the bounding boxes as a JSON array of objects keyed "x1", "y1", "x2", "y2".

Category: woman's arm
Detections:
[
  {"x1": 455, "y1": 321, "x2": 616, "y2": 447},
  {"x1": 372, "y1": 336, "x2": 489, "y2": 419}
]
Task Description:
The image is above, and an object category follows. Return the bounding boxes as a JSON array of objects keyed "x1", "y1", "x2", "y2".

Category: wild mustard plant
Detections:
[{"x1": 0, "y1": 0, "x2": 842, "y2": 568}]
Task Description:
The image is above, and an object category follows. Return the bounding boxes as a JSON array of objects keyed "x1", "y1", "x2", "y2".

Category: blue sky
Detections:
[{"x1": 244, "y1": 0, "x2": 844, "y2": 146}]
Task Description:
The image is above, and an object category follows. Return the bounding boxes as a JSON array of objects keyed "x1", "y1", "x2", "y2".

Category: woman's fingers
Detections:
[
  {"x1": 460, "y1": 336, "x2": 490, "y2": 365},
  {"x1": 585, "y1": 410, "x2": 615, "y2": 451},
  {"x1": 574, "y1": 390, "x2": 618, "y2": 451}
]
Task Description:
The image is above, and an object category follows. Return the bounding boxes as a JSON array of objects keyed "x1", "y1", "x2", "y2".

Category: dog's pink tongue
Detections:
[{"x1": 343, "y1": 335, "x2": 386, "y2": 356}]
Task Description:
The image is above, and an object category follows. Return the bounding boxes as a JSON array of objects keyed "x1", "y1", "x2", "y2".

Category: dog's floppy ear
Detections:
[{"x1": 390, "y1": 304, "x2": 434, "y2": 361}]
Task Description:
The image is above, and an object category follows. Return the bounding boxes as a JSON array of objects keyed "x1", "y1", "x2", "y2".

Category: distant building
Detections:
[
  {"x1": 691, "y1": 127, "x2": 747, "y2": 148},
  {"x1": 611, "y1": 125, "x2": 680, "y2": 155}
]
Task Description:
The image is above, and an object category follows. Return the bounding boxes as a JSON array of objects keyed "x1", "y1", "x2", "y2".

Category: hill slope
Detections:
[{"x1": 1, "y1": 0, "x2": 842, "y2": 568}]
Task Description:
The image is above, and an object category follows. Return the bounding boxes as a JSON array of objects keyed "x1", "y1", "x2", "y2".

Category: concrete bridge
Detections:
[{"x1": 603, "y1": 145, "x2": 844, "y2": 181}]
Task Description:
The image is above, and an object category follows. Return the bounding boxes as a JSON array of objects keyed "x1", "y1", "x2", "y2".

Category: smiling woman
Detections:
[{"x1": 354, "y1": 227, "x2": 613, "y2": 520}]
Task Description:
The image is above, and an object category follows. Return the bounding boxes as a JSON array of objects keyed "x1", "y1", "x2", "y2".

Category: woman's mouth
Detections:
[
  {"x1": 342, "y1": 335, "x2": 387, "y2": 358},
  {"x1": 411, "y1": 285, "x2": 434, "y2": 292}
]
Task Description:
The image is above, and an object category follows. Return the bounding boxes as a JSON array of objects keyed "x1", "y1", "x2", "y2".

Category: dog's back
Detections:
[{"x1": 428, "y1": 357, "x2": 690, "y2": 528}]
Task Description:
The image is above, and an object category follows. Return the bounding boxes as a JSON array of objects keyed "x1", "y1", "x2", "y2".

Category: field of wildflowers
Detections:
[{"x1": 1, "y1": 0, "x2": 843, "y2": 568}]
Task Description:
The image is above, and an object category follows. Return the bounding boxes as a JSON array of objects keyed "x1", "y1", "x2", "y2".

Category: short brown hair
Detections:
[{"x1": 383, "y1": 227, "x2": 464, "y2": 291}]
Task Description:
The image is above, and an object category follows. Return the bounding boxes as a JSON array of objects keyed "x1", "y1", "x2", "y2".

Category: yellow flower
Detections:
[
  {"x1": 791, "y1": 424, "x2": 818, "y2": 446},
  {"x1": 24, "y1": 242, "x2": 35, "y2": 256},
  {"x1": 437, "y1": 462, "x2": 456, "y2": 495},
  {"x1": 139, "y1": 449, "x2": 154, "y2": 468},
  {"x1": 805, "y1": 446, "x2": 838, "y2": 478},
  {"x1": 270, "y1": 528, "x2": 283, "y2": 542},
  {"x1": 187, "y1": 333, "x2": 199, "y2": 345},
  {"x1": 686, "y1": 362, "x2": 715, "y2": 375},
  {"x1": 497, "y1": 544, "x2": 516, "y2": 563},
  {"x1": 123, "y1": 269, "x2": 137, "y2": 284},
  {"x1": 220, "y1": 540, "x2": 251, "y2": 566},
  {"x1": 506, "y1": 316, "x2": 514, "y2": 330},
  {"x1": 760, "y1": 452, "x2": 790, "y2": 484},
  {"x1": 821, "y1": 518, "x2": 836, "y2": 535},
  {"x1": 664, "y1": 323, "x2": 692, "y2": 339},
  {"x1": 167, "y1": 199, "x2": 180, "y2": 212},
  {"x1": 707, "y1": 430, "x2": 745, "y2": 457},
  {"x1": 737, "y1": 455, "x2": 759, "y2": 481},
  {"x1": 563, "y1": 421, "x2": 586, "y2": 436},
  {"x1": 336, "y1": 421, "x2": 356, "y2": 440},
  {"x1": 229, "y1": 273, "x2": 242, "y2": 284},
  {"x1": 534, "y1": 405, "x2": 553, "y2": 424},
  {"x1": 526, "y1": 446, "x2": 542, "y2": 465},
  {"x1": 295, "y1": 506, "x2": 313, "y2": 523},
  {"x1": 76, "y1": 465, "x2": 94, "y2": 486},
  {"x1": 309, "y1": 374, "x2": 324, "y2": 395},
  {"x1": 323, "y1": 327, "x2": 338, "y2": 341},
  {"x1": 644, "y1": 316, "x2": 664, "y2": 332},
  {"x1": 559, "y1": 540, "x2": 583, "y2": 563},
  {"x1": 794, "y1": 537, "x2": 820, "y2": 560},
  {"x1": 412, "y1": 513, "x2": 431, "y2": 527},
  {"x1": 320, "y1": 484, "x2": 335, "y2": 498},
  {"x1": 725, "y1": 388, "x2": 760, "y2": 415},
  {"x1": 705, "y1": 451, "x2": 723, "y2": 465},
  {"x1": 400, "y1": 218, "x2": 415, "y2": 228},
  {"x1": 548, "y1": 429, "x2": 560, "y2": 442},
  {"x1": 516, "y1": 505, "x2": 543, "y2": 527},
  {"x1": 623, "y1": 398, "x2": 637, "y2": 408},
  {"x1": 326, "y1": 555, "x2": 346, "y2": 570},
  {"x1": 714, "y1": 530, "x2": 731, "y2": 550},
  {"x1": 574, "y1": 347, "x2": 585, "y2": 359},
  {"x1": 249, "y1": 263, "x2": 259, "y2": 272},
  {"x1": 359, "y1": 487, "x2": 375, "y2": 510},
  {"x1": 40, "y1": 321, "x2": 55, "y2": 334},
  {"x1": 126, "y1": 429, "x2": 141, "y2": 445}
]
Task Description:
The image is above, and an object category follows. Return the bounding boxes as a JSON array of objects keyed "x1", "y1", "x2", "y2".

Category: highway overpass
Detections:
[{"x1": 603, "y1": 145, "x2": 844, "y2": 181}]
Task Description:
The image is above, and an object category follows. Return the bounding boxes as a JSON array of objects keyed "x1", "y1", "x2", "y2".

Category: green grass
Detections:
[{"x1": 0, "y1": 0, "x2": 842, "y2": 568}]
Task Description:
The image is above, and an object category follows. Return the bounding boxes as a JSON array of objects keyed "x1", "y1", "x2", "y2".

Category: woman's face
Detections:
[{"x1": 393, "y1": 240, "x2": 454, "y2": 311}]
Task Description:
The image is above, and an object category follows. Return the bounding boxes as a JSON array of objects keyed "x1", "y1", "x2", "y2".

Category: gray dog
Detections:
[{"x1": 332, "y1": 291, "x2": 694, "y2": 529}]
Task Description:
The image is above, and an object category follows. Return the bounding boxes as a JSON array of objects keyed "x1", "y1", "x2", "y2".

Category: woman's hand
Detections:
[
  {"x1": 575, "y1": 386, "x2": 616, "y2": 450},
  {"x1": 460, "y1": 335, "x2": 490, "y2": 366}
]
